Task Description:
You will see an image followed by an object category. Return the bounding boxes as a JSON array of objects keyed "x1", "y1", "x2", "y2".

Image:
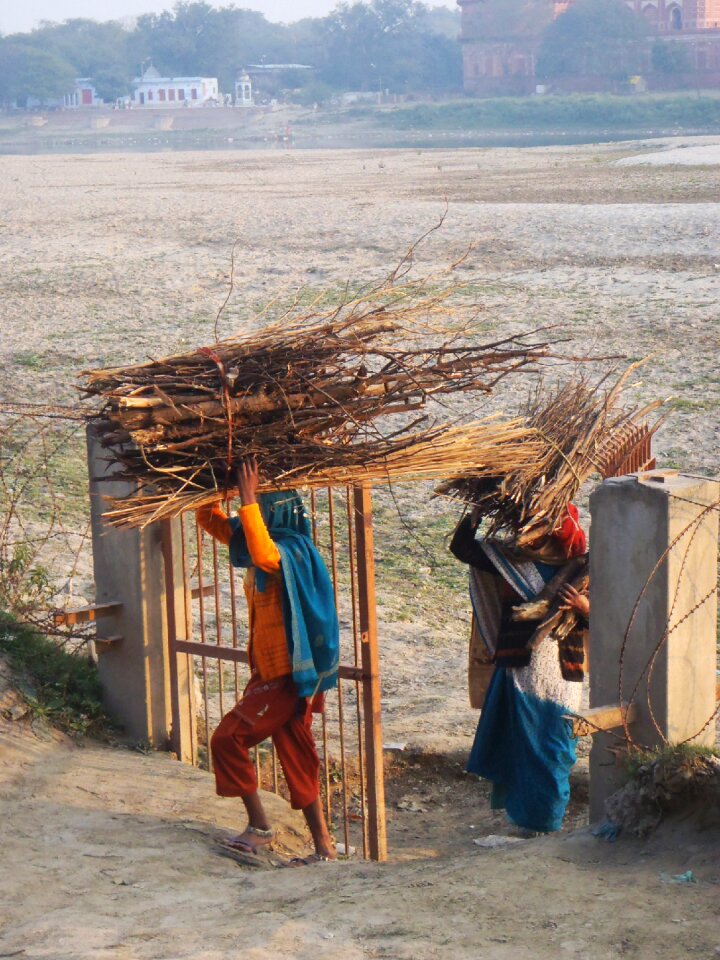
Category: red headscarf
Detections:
[{"x1": 552, "y1": 503, "x2": 587, "y2": 559}]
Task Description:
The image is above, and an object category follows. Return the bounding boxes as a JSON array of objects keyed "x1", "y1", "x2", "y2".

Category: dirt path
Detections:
[{"x1": 2, "y1": 718, "x2": 719, "y2": 960}]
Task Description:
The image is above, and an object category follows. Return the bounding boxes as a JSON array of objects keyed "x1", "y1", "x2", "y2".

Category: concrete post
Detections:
[
  {"x1": 86, "y1": 426, "x2": 196, "y2": 759},
  {"x1": 588, "y1": 471, "x2": 719, "y2": 821}
]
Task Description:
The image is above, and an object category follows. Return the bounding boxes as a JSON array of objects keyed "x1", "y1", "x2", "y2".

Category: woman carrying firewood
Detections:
[
  {"x1": 450, "y1": 503, "x2": 589, "y2": 834},
  {"x1": 197, "y1": 456, "x2": 339, "y2": 866}
]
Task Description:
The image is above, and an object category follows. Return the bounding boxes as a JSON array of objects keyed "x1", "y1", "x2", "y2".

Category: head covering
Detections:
[
  {"x1": 260, "y1": 491, "x2": 313, "y2": 539},
  {"x1": 228, "y1": 490, "x2": 339, "y2": 698},
  {"x1": 551, "y1": 503, "x2": 586, "y2": 559},
  {"x1": 228, "y1": 491, "x2": 311, "y2": 581}
]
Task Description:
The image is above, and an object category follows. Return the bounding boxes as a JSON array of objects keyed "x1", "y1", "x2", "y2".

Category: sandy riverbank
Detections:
[
  {"x1": 0, "y1": 139, "x2": 718, "y2": 957},
  {"x1": 0, "y1": 137, "x2": 718, "y2": 753}
]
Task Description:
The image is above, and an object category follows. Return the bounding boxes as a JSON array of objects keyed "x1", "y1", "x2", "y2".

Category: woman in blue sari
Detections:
[{"x1": 451, "y1": 504, "x2": 589, "y2": 833}]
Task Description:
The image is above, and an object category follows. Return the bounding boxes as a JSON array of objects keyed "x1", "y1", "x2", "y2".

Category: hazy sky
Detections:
[{"x1": 1, "y1": 0, "x2": 458, "y2": 34}]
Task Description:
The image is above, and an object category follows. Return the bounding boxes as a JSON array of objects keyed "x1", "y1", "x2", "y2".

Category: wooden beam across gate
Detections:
[{"x1": 173, "y1": 638, "x2": 365, "y2": 682}]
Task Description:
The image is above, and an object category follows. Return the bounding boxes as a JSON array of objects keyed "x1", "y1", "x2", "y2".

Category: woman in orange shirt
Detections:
[{"x1": 197, "y1": 457, "x2": 339, "y2": 865}]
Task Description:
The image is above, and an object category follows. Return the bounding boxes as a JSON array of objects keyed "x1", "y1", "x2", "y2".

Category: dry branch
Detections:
[{"x1": 80, "y1": 272, "x2": 555, "y2": 527}]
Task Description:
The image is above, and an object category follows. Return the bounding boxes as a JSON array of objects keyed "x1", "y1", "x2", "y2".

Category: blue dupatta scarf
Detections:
[{"x1": 228, "y1": 491, "x2": 340, "y2": 698}]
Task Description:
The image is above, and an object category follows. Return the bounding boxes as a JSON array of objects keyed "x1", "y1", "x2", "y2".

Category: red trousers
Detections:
[{"x1": 210, "y1": 673, "x2": 320, "y2": 810}]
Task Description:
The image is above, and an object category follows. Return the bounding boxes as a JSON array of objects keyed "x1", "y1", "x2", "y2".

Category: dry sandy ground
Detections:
[
  {"x1": 616, "y1": 140, "x2": 720, "y2": 166},
  {"x1": 2, "y1": 714, "x2": 720, "y2": 960},
  {"x1": 0, "y1": 140, "x2": 719, "y2": 957},
  {"x1": 0, "y1": 137, "x2": 717, "y2": 753}
]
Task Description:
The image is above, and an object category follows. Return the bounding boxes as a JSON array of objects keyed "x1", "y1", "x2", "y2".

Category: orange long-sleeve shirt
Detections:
[{"x1": 196, "y1": 502, "x2": 292, "y2": 681}]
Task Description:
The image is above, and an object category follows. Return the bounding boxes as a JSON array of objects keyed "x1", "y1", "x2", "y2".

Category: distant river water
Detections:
[{"x1": 0, "y1": 127, "x2": 708, "y2": 155}]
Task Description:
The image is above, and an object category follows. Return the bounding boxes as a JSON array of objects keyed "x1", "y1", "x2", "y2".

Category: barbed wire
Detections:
[{"x1": 617, "y1": 491, "x2": 720, "y2": 751}]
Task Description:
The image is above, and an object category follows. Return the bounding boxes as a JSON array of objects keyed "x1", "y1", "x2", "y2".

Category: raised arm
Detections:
[
  {"x1": 236, "y1": 457, "x2": 280, "y2": 574},
  {"x1": 449, "y1": 510, "x2": 495, "y2": 571}
]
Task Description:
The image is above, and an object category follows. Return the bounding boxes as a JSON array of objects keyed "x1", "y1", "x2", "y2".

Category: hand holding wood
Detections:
[
  {"x1": 236, "y1": 456, "x2": 259, "y2": 506},
  {"x1": 558, "y1": 584, "x2": 589, "y2": 618}
]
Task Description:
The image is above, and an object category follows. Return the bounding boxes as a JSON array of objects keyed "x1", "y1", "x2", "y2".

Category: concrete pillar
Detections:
[
  {"x1": 86, "y1": 426, "x2": 196, "y2": 760},
  {"x1": 588, "y1": 471, "x2": 719, "y2": 821}
]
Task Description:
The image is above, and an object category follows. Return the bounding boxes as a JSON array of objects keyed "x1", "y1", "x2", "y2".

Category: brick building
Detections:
[{"x1": 459, "y1": 0, "x2": 720, "y2": 93}]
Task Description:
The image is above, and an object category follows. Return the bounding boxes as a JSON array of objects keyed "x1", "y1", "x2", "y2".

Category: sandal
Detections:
[
  {"x1": 215, "y1": 843, "x2": 279, "y2": 870},
  {"x1": 221, "y1": 825, "x2": 275, "y2": 854}
]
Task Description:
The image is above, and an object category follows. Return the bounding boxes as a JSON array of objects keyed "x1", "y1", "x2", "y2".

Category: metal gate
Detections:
[{"x1": 160, "y1": 484, "x2": 387, "y2": 861}]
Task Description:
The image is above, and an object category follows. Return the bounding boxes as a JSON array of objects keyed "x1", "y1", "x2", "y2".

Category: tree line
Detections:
[
  {"x1": 0, "y1": 0, "x2": 695, "y2": 109},
  {"x1": 0, "y1": 0, "x2": 462, "y2": 107}
]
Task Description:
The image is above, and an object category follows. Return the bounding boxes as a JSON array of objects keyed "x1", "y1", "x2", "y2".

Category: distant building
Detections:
[
  {"x1": 234, "y1": 71, "x2": 253, "y2": 106},
  {"x1": 241, "y1": 63, "x2": 313, "y2": 101},
  {"x1": 459, "y1": 0, "x2": 720, "y2": 94},
  {"x1": 568, "y1": 0, "x2": 720, "y2": 32},
  {"x1": 25, "y1": 77, "x2": 101, "y2": 110},
  {"x1": 63, "y1": 78, "x2": 102, "y2": 108},
  {"x1": 132, "y1": 66, "x2": 220, "y2": 107}
]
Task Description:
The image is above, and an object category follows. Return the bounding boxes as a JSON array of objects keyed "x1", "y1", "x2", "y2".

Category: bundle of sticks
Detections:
[
  {"x1": 436, "y1": 364, "x2": 666, "y2": 546},
  {"x1": 82, "y1": 277, "x2": 554, "y2": 528}
]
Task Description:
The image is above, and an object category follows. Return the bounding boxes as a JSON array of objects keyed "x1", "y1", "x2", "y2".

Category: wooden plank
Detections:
[
  {"x1": 53, "y1": 602, "x2": 122, "y2": 626},
  {"x1": 172, "y1": 639, "x2": 364, "y2": 681},
  {"x1": 567, "y1": 702, "x2": 639, "y2": 739},
  {"x1": 94, "y1": 635, "x2": 123, "y2": 649},
  {"x1": 190, "y1": 583, "x2": 215, "y2": 600},
  {"x1": 175, "y1": 639, "x2": 249, "y2": 665},
  {"x1": 353, "y1": 483, "x2": 388, "y2": 863}
]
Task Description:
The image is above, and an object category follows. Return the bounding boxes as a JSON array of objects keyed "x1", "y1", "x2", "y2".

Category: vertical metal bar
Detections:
[
  {"x1": 179, "y1": 517, "x2": 197, "y2": 766},
  {"x1": 228, "y1": 559, "x2": 240, "y2": 701},
  {"x1": 310, "y1": 488, "x2": 318, "y2": 544},
  {"x1": 196, "y1": 521, "x2": 211, "y2": 770},
  {"x1": 336, "y1": 682, "x2": 350, "y2": 854},
  {"x1": 310, "y1": 489, "x2": 332, "y2": 825},
  {"x1": 211, "y1": 538, "x2": 225, "y2": 719},
  {"x1": 353, "y1": 483, "x2": 387, "y2": 862},
  {"x1": 328, "y1": 487, "x2": 350, "y2": 855},
  {"x1": 160, "y1": 519, "x2": 183, "y2": 760},
  {"x1": 346, "y1": 487, "x2": 368, "y2": 859}
]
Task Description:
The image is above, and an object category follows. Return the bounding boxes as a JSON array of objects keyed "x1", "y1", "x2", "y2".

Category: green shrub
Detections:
[
  {"x1": 375, "y1": 94, "x2": 720, "y2": 132},
  {"x1": 0, "y1": 544, "x2": 53, "y2": 622},
  {"x1": 0, "y1": 612, "x2": 110, "y2": 737}
]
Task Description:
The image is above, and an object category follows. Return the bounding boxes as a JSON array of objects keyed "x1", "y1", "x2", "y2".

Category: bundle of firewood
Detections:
[
  {"x1": 436, "y1": 365, "x2": 666, "y2": 546},
  {"x1": 82, "y1": 277, "x2": 554, "y2": 527}
]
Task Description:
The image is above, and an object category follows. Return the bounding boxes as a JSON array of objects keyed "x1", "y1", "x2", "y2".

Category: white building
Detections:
[
  {"x1": 234, "y1": 71, "x2": 253, "y2": 106},
  {"x1": 132, "y1": 66, "x2": 220, "y2": 107},
  {"x1": 63, "y1": 78, "x2": 101, "y2": 108}
]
